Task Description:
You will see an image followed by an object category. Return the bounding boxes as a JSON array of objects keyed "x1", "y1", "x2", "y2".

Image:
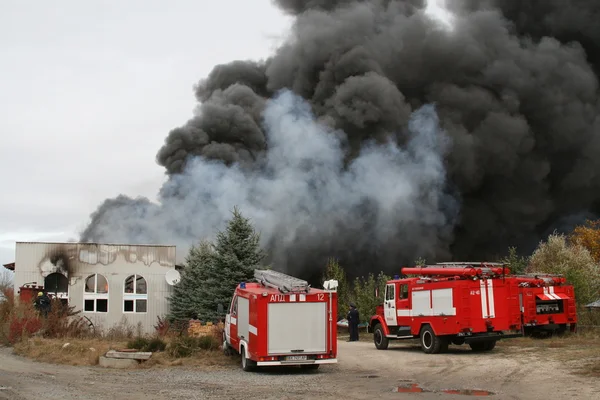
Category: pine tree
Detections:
[
  {"x1": 167, "y1": 240, "x2": 215, "y2": 324},
  {"x1": 199, "y1": 207, "x2": 267, "y2": 321}
]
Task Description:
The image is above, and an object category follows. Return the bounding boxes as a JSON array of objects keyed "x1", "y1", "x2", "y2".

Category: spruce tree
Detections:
[
  {"x1": 167, "y1": 240, "x2": 215, "y2": 323},
  {"x1": 199, "y1": 207, "x2": 267, "y2": 321}
]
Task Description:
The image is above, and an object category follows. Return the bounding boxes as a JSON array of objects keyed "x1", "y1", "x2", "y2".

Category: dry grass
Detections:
[
  {"x1": 12, "y1": 336, "x2": 238, "y2": 369},
  {"x1": 580, "y1": 360, "x2": 600, "y2": 377},
  {"x1": 499, "y1": 330, "x2": 600, "y2": 349},
  {"x1": 141, "y1": 349, "x2": 239, "y2": 369},
  {"x1": 13, "y1": 338, "x2": 128, "y2": 366},
  {"x1": 496, "y1": 330, "x2": 600, "y2": 377}
]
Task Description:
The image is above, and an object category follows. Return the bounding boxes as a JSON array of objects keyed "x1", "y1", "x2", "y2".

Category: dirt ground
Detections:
[{"x1": 1, "y1": 337, "x2": 599, "y2": 400}]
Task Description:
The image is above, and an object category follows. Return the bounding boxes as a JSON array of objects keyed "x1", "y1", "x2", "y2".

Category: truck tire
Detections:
[
  {"x1": 373, "y1": 323, "x2": 389, "y2": 350},
  {"x1": 469, "y1": 340, "x2": 496, "y2": 352},
  {"x1": 241, "y1": 348, "x2": 256, "y2": 371},
  {"x1": 419, "y1": 325, "x2": 447, "y2": 354}
]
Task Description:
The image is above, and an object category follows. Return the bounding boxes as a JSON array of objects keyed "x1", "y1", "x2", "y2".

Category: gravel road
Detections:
[{"x1": 1, "y1": 339, "x2": 598, "y2": 400}]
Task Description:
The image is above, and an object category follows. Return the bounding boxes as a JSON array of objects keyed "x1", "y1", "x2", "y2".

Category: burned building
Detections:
[{"x1": 9, "y1": 241, "x2": 179, "y2": 334}]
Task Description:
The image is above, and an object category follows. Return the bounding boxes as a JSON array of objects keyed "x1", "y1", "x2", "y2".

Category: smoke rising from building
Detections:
[
  {"x1": 83, "y1": 90, "x2": 456, "y2": 277},
  {"x1": 81, "y1": 0, "x2": 600, "y2": 278}
]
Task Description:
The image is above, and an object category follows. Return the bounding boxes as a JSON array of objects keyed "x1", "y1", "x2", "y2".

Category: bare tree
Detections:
[{"x1": 0, "y1": 268, "x2": 13, "y2": 293}]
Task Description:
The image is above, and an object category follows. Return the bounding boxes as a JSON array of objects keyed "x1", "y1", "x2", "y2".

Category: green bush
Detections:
[
  {"x1": 198, "y1": 334, "x2": 219, "y2": 350},
  {"x1": 167, "y1": 334, "x2": 220, "y2": 357},
  {"x1": 529, "y1": 232, "x2": 600, "y2": 305},
  {"x1": 146, "y1": 337, "x2": 167, "y2": 352},
  {"x1": 126, "y1": 336, "x2": 150, "y2": 351},
  {"x1": 352, "y1": 271, "x2": 390, "y2": 324},
  {"x1": 126, "y1": 336, "x2": 167, "y2": 352},
  {"x1": 322, "y1": 258, "x2": 351, "y2": 320},
  {"x1": 167, "y1": 336, "x2": 200, "y2": 358}
]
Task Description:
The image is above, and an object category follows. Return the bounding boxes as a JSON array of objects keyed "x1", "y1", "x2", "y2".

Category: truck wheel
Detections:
[
  {"x1": 373, "y1": 324, "x2": 389, "y2": 350},
  {"x1": 469, "y1": 340, "x2": 496, "y2": 352},
  {"x1": 241, "y1": 348, "x2": 256, "y2": 371},
  {"x1": 419, "y1": 325, "x2": 447, "y2": 354}
]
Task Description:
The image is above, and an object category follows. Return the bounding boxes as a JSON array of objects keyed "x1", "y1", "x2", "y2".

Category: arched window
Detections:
[
  {"x1": 123, "y1": 274, "x2": 147, "y2": 313},
  {"x1": 45, "y1": 272, "x2": 68, "y2": 296},
  {"x1": 45, "y1": 272, "x2": 69, "y2": 306},
  {"x1": 84, "y1": 274, "x2": 108, "y2": 313}
]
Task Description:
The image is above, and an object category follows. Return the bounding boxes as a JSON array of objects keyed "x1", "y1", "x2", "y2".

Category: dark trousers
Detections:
[{"x1": 348, "y1": 323, "x2": 359, "y2": 341}]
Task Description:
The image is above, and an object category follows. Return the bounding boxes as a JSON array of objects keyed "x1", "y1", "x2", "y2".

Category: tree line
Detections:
[{"x1": 168, "y1": 207, "x2": 600, "y2": 325}]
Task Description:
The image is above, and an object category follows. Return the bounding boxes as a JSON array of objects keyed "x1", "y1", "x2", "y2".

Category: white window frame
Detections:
[
  {"x1": 123, "y1": 274, "x2": 148, "y2": 314},
  {"x1": 83, "y1": 274, "x2": 109, "y2": 313}
]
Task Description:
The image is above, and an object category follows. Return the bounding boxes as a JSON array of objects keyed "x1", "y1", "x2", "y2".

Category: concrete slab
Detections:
[
  {"x1": 98, "y1": 356, "x2": 139, "y2": 369},
  {"x1": 105, "y1": 350, "x2": 152, "y2": 360}
]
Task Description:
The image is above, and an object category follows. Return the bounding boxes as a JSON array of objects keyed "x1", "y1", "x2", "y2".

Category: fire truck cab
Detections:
[
  {"x1": 513, "y1": 274, "x2": 578, "y2": 335},
  {"x1": 369, "y1": 263, "x2": 523, "y2": 354},
  {"x1": 223, "y1": 269, "x2": 338, "y2": 371}
]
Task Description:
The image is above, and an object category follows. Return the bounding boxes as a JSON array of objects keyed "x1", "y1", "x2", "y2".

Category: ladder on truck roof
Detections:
[
  {"x1": 406, "y1": 262, "x2": 509, "y2": 279},
  {"x1": 436, "y1": 262, "x2": 506, "y2": 274},
  {"x1": 254, "y1": 269, "x2": 311, "y2": 293},
  {"x1": 435, "y1": 262, "x2": 506, "y2": 267}
]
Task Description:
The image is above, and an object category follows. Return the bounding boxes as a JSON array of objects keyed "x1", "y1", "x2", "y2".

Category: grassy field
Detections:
[{"x1": 12, "y1": 337, "x2": 239, "y2": 369}]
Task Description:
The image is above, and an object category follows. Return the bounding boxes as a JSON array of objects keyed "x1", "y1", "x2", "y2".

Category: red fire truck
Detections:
[
  {"x1": 223, "y1": 269, "x2": 338, "y2": 371},
  {"x1": 369, "y1": 262, "x2": 523, "y2": 354},
  {"x1": 512, "y1": 273, "x2": 578, "y2": 335}
]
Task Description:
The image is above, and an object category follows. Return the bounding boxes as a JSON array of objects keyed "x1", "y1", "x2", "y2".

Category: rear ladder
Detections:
[{"x1": 254, "y1": 269, "x2": 311, "y2": 293}]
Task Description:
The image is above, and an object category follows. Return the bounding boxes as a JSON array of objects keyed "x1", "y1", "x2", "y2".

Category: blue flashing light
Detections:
[
  {"x1": 393, "y1": 275, "x2": 400, "y2": 280},
  {"x1": 240, "y1": 282, "x2": 246, "y2": 289}
]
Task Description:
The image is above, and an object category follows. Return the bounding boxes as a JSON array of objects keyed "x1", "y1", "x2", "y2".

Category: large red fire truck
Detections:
[
  {"x1": 223, "y1": 269, "x2": 338, "y2": 371},
  {"x1": 512, "y1": 273, "x2": 578, "y2": 335},
  {"x1": 369, "y1": 262, "x2": 523, "y2": 354}
]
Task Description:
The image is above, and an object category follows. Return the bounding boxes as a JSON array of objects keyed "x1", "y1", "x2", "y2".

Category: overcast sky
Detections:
[{"x1": 0, "y1": 0, "x2": 292, "y2": 269}]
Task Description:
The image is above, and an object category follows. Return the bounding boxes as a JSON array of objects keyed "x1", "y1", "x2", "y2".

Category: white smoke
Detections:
[
  {"x1": 83, "y1": 89, "x2": 458, "y2": 272},
  {"x1": 424, "y1": 0, "x2": 455, "y2": 31}
]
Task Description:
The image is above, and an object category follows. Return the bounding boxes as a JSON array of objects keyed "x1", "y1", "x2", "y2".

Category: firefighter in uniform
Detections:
[
  {"x1": 347, "y1": 303, "x2": 359, "y2": 342},
  {"x1": 34, "y1": 291, "x2": 51, "y2": 317}
]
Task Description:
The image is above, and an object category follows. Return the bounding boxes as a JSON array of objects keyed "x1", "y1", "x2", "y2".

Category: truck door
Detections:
[
  {"x1": 384, "y1": 283, "x2": 397, "y2": 326},
  {"x1": 226, "y1": 295, "x2": 239, "y2": 346},
  {"x1": 397, "y1": 283, "x2": 410, "y2": 317}
]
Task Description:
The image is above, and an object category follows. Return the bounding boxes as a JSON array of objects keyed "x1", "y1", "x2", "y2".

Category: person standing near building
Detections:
[
  {"x1": 347, "y1": 303, "x2": 359, "y2": 342},
  {"x1": 34, "y1": 291, "x2": 51, "y2": 317}
]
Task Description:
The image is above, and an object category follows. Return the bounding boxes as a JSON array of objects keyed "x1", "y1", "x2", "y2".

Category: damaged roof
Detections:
[
  {"x1": 15, "y1": 241, "x2": 176, "y2": 247},
  {"x1": 3, "y1": 262, "x2": 15, "y2": 271}
]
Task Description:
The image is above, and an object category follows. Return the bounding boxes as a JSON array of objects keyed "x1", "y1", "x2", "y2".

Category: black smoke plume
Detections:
[{"x1": 81, "y1": 0, "x2": 600, "y2": 279}]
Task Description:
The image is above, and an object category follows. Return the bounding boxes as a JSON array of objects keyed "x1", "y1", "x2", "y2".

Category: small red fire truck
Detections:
[
  {"x1": 511, "y1": 273, "x2": 578, "y2": 335},
  {"x1": 223, "y1": 269, "x2": 338, "y2": 371},
  {"x1": 369, "y1": 262, "x2": 523, "y2": 354}
]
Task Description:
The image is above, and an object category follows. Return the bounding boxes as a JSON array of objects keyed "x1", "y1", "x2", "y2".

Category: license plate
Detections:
[{"x1": 286, "y1": 355, "x2": 307, "y2": 361}]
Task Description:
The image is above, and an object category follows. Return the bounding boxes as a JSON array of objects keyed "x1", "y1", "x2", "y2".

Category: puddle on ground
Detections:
[
  {"x1": 395, "y1": 384, "x2": 431, "y2": 393},
  {"x1": 394, "y1": 384, "x2": 494, "y2": 396}
]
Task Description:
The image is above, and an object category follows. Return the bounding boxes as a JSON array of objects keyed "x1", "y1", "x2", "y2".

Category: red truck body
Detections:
[
  {"x1": 512, "y1": 274, "x2": 578, "y2": 335},
  {"x1": 223, "y1": 270, "x2": 338, "y2": 371},
  {"x1": 369, "y1": 263, "x2": 523, "y2": 353}
]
